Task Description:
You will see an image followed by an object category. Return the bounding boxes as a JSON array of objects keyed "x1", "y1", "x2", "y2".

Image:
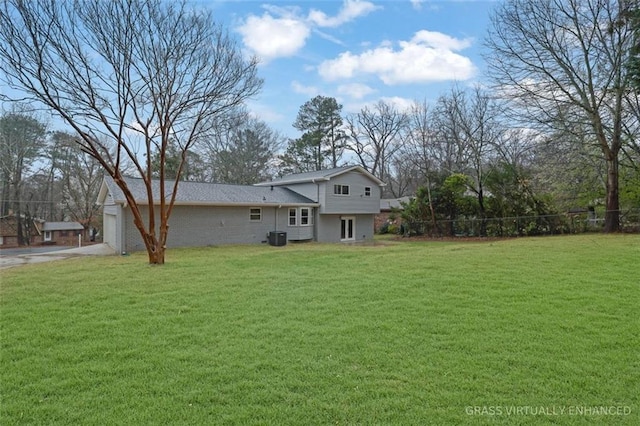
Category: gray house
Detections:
[
  {"x1": 255, "y1": 166, "x2": 384, "y2": 243},
  {"x1": 97, "y1": 166, "x2": 384, "y2": 253}
]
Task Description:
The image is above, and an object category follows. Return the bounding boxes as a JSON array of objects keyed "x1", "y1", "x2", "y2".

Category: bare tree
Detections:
[
  {"x1": 535, "y1": 127, "x2": 609, "y2": 210},
  {"x1": 0, "y1": 108, "x2": 46, "y2": 245},
  {"x1": 621, "y1": 87, "x2": 640, "y2": 170},
  {"x1": 49, "y1": 131, "x2": 104, "y2": 230},
  {"x1": 485, "y1": 0, "x2": 638, "y2": 232},
  {"x1": 345, "y1": 100, "x2": 409, "y2": 192},
  {"x1": 432, "y1": 86, "x2": 501, "y2": 235},
  {"x1": 0, "y1": 0, "x2": 262, "y2": 263},
  {"x1": 404, "y1": 99, "x2": 439, "y2": 229},
  {"x1": 385, "y1": 152, "x2": 420, "y2": 197}
]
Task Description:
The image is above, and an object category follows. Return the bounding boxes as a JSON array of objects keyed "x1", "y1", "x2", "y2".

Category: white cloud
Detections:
[
  {"x1": 378, "y1": 96, "x2": 415, "y2": 112},
  {"x1": 237, "y1": 13, "x2": 310, "y2": 63},
  {"x1": 246, "y1": 101, "x2": 286, "y2": 124},
  {"x1": 410, "y1": 0, "x2": 424, "y2": 10},
  {"x1": 410, "y1": 30, "x2": 472, "y2": 51},
  {"x1": 318, "y1": 30, "x2": 477, "y2": 84},
  {"x1": 313, "y1": 28, "x2": 347, "y2": 47},
  {"x1": 308, "y1": 0, "x2": 381, "y2": 28},
  {"x1": 337, "y1": 83, "x2": 376, "y2": 99},
  {"x1": 291, "y1": 81, "x2": 320, "y2": 97},
  {"x1": 237, "y1": 1, "x2": 381, "y2": 63},
  {"x1": 343, "y1": 96, "x2": 414, "y2": 116},
  {"x1": 408, "y1": 0, "x2": 440, "y2": 11}
]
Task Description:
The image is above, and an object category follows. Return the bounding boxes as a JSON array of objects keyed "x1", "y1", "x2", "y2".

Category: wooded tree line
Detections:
[
  {"x1": 0, "y1": 109, "x2": 104, "y2": 245},
  {"x1": 0, "y1": 106, "x2": 283, "y2": 245},
  {"x1": 0, "y1": 0, "x2": 262, "y2": 262},
  {"x1": 1, "y1": 0, "x2": 638, "y2": 261},
  {"x1": 286, "y1": 85, "x2": 639, "y2": 236},
  {"x1": 283, "y1": 0, "x2": 640, "y2": 235}
]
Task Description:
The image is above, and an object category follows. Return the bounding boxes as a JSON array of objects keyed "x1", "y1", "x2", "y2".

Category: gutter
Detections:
[{"x1": 112, "y1": 200, "x2": 319, "y2": 208}]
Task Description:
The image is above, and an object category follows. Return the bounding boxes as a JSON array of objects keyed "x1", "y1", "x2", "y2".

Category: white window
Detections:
[
  {"x1": 365, "y1": 187, "x2": 371, "y2": 197},
  {"x1": 300, "y1": 208, "x2": 310, "y2": 226},
  {"x1": 44, "y1": 231, "x2": 52, "y2": 241},
  {"x1": 334, "y1": 184, "x2": 349, "y2": 195},
  {"x1": 249, "y1": 208, "x2": 262, "y2": 221},
  {"x1": 289, "y1": 208, "x2": 313, "y2": 226},
  {"x1": 288, "y1": 208, "x2": 297, "y2": 226}
]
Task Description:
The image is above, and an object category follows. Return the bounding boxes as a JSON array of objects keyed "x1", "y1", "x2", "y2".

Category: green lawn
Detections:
[{"x1": 1, "y1": 234, "x2": 639, "y2": 425}]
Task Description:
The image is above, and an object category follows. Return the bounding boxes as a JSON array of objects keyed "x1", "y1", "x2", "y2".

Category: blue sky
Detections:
[
  {"x1": 1, "y1": 0, "x2": 498, "y2": 139},
  {"x1": 208, "y1": 0, "x2": 498, "y2": 138}
]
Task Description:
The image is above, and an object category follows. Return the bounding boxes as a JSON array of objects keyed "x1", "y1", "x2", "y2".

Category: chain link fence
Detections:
[{"x1": 384, "y1": 208, "x2": 640, "y2": 238}]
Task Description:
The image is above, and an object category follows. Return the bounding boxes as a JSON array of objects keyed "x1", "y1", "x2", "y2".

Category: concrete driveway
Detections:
[{"x1": 0, "y1": 243, "x2": 115, "y2": 270}]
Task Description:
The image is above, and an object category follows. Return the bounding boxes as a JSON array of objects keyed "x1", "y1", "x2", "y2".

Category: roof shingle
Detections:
[
  {"x1": 255, "y1": 165, "x2": 385, "y2": 186},
  {"x1": 42, "y1": 222, "x2": 84, "y2": 231},
  {"x1": 103, "y1": 176, "x2": 317, "y2": 206}
]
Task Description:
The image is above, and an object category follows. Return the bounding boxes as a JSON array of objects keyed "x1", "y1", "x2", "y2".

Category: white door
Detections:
[
  {"x1": 103, "y1": 213, "x2": 116, "y2": 249},
  {"x1": 340, "y1": 216, "x2": 355, "y2": 241}
]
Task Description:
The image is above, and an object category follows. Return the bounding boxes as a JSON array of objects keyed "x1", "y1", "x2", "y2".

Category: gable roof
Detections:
[
  {"x1": 42, "y1": 222, "x2": 84, "y2": 231},
  {"x1": 97, "y1": 175, "x2": 317, "y2": 207},
  {"x1": 255, "y1": 165, "x2": 385, "y2": 187}
]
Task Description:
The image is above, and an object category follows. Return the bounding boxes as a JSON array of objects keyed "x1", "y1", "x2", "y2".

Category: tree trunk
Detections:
[
  {"x1": 425, "y1": 176, "x2": 439, "y2": 236},
  {"x1": 13, "y1": 177, "x2": 27, "y2": 245},
  {"x1": 603, "y1": 156, "x2": 620, "y2": 233},
  {"x1": 478, "y1": 187, "x2": 486, "y2": 237},
  {"x1": 147, "y1": 243, "x2": 166, "y2": 265},
  {"x1": 140, "y1": 230, "x2": 165, "y2": 264},
  {"x1": 128, "y1": 200, "x2": 166, "y2": 265}
]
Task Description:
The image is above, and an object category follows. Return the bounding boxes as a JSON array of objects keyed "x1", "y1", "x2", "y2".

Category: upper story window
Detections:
[
  {"x1": 288, "y1": 208, "x2": 297, "y2": 226},
  {"x1": 334, "y1": 184, "x2": 349, "y2": 195},
  {"x1": 364, "y1": 187, "x2": 371, "y2": 197},
  {"x1": 249, "y1": 208, "x2": 262, "y2": 221}
]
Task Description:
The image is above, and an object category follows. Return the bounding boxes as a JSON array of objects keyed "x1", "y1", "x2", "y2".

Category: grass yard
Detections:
[{"x1": 1, "y1": 234, "x2": 639, "y2": 425}]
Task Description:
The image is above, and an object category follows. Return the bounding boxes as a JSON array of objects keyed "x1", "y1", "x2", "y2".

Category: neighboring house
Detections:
[
  {"x1": 41, "y1": 222, "x2": 86, "y2": 245},
  {"x1": 97, "y1": 165, "x2": 384, "y2": 253},
  {"x1": 0, "y1": 214, "x2": 85, "y2": 246},
  {"x1": 0, "y1": 214, "x2": 43, "y2": 246},
  {"x1": 375, "y1": 197, "x2": 411, "y2": 232}
]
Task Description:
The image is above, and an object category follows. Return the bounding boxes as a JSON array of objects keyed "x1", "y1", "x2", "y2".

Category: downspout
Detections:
[
  {"x1": 271, "y1": 185, "x2": 278, "y2": 238},
  {"x1": 312, "y1": 178, "x2": 319, "y2": 242}
]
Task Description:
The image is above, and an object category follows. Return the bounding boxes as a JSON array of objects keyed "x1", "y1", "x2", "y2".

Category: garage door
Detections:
[{"x1": 103, "y1": 213, "x2": 116, "y2": 250}]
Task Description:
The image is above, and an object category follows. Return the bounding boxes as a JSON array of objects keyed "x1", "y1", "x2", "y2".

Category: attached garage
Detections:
[{"x1": 102, "y1": 212, "x2": 116, "y2": 251}]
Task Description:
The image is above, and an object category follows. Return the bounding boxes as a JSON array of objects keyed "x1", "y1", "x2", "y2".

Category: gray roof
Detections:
[
  {"x1": 42, "y1": 221, "x2": 84, "y2": 231},
  {"x1": 256, "y1": 165, "x2": 385, "y2": 186},
  {"x1": 101, "y1": 175, "x2": 317, "y2": 206},
  {"x1": 380, "y1": 197, "x2": 412, "y2": 211}
]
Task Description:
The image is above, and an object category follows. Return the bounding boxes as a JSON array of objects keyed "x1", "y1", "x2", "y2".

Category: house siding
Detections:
[
  {"x1": 316, "y1": 214, "x2": 374, "y2": 243},
  {"x1": 44, "y1": 229, "x2": 86, "y2": 246},
  {"x1": 98, "y1": 167, "x2": 381, "y2": 251},
  {"x1": 120, "y1": 205, "x2": 298, "y2": 252},
  {"x1": 318, "y1": 171, "x2": 381, "y2": 214},
  {"x1": 282, "y1": 182, "x2": 319, "y2": 202},
  {"x1": 0, "y1": 216, "x2": 41, "y2": 246}
]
